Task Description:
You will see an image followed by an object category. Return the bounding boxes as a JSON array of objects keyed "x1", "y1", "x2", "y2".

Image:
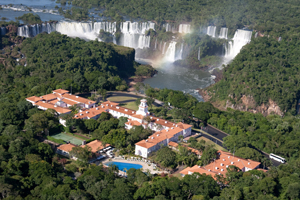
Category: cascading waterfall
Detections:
[
  {"x1": 254, "y1": 32, "x2": 258, "y2": 38},
  {"x1": 18, "y1": 21, "x2": 155, "y2": 49},
  {"x1": 18, "y1": 23, "x2": 54, "y2": 37},
  {"x1": 118, "y1": 21, "x2": 155, "y2": 49},
  {"x1": 55, "y1": 21, "x2": 95, "y2": 40},
  {"x1": 177, "y1": 43, "x2": 184, "y2": 60},
  {"x1": 219, "y1": 27, "x2": 228, "y2": 39},
  {"x1": 163, "y1": 23, "x2": 172, "y2": 32},
  {"x1": 154, "y1": 38, "x2": 157, "y2": 49},
  {"x1": 179, "y1": 24, "x2": 191, "y2": 33},
  {"x1": 198, "y1": 47, "x2": 200, "y2": 61},
  {"x1": 207, "y1": 26, "x2": 216, "y2": 37},
  {"x1": 164, "y1": 41, "x2": 177, "y2": 62},
  {"x1": 0, "y1": 27, "x2": 6, "y2": 35},
  {"x1": 278, "y1": 37, "x2": 282, "y2": 42},
  {"x1": 159, "y1": 41, "x2": 162, "y2": 51},
  {"x1": 94, "y1": 22, "x2": 116, "y2": 34},
  {"x1": 162, "y1": 42, "x2": 167, "y2": 54},
  {"x1": 224, "y1": 29, "x2": 252, "y2": 61}
]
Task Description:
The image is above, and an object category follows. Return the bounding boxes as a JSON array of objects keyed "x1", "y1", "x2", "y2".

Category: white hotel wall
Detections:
[{"x1": 135, "y1": 145, "x2": 148, "y2": 158}]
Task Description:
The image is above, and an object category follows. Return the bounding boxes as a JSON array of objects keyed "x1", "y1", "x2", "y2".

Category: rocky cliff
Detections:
[
  {"x1": 199, "y1": 90, "x2": 284, "y2": 116},
  {"x1": 225, "y1": 95, "x2": 283, "y2": 116}
]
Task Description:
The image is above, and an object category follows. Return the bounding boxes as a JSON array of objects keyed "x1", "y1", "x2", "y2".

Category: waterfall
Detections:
[
  {"x1": 94, "y1": 22, "x2": 116, "y2": 34},
  {"x1": 0, "y1": 27, "x2": 6, "y2": 35},
  {"x1": 18, "y1": 23, "x2": 54, "y2": 37},
  {"x1": 163, "y1": 23, "x2": 172, "y2": 32},
  {"x1": 198, "y1": 47, "x2": 200, "y2": 61},
  {"x1": 138, "y1": 35, "x2": 151, "y2": 49},
  {"x1": 225, "y1": 29, "x2": 252, "y2": 60},
  {"x1": 119, "y1": 21, "x2": 154, "y2": 49},
  {"x1": 254, "y1": 32, "x2": 258, "y2": 38},
  {"x1": 278, "y1": 37, "x2": 282, "y2": 42},
  {"x1": 18, "y1": 21, "x2": 155, "y2": 49},
  {"x1": 179, "y1": 24, "x2": 191, "y2": 33},
  {"x1": 154, "y1": 38, "x2": 157, "y2": 49},
  {"x1": 162, "y1": 42, "x2": 167, "y2": 54},
  {"x1": 159, "y1": 41, "x2": 162, "y2": 51},
  {"x1": 55, "y1": 21, "x2": 96, "y2": 40},
  {"x1": 219, "y1": 27, "x2": 228, "y2": 39},
  {"x1": 164, "y1": 41, "x2": 177, "y2": 62},
  {"x1": 177, "y1": 43, "x2": 184, "y2": 60},
  {"x1": 207, "y1": 26, "x2": 216, "y2": 37}
]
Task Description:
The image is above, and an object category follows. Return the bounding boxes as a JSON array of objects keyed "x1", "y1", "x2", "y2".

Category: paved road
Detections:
[
  {"x1": 194, "y1": 126, "x2": 282, "y2": 168},
  {"x1": 205, "y1": 125, "x2": 228, "y2": 141}
]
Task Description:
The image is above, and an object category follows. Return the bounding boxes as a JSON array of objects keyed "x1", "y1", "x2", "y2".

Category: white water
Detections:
[
  {"x1": 224, "y1": 29, "x2": 252, "y2": 61},
  {"x1": 278, "y1": 37, "x2": 282, "y2": 42},
  {"x1": 18, "y1": 23, "x2": 54, "y2": 38},
  {"x1": 198, "y1": 47, "x2": 200, "y2": 61},
  {"x1": 179, "y1": 24, "x2": 191, "y2": 33},
  {"x1": 154, "y1": 38, "x2": 157, "y2": 49},
  {"x1": 55, "y1": 21, "x2": 96, "y2": 40},
  {"x1": 178, "y1": 43, "x2": 184, "y2": 60},
  {"x1": 207, "y1": 26, "x2": 216, "y2": 37},
  {"x1": 163, "y1": 23, "x2": 172, "y2": 32},
  {"x1": 18, "y1": 21, "x2": 155, "y2": 49},
  {"x1": 162, "y1": 42, "x2": 167, "y2": 54},
  {"x1": 219, "y1": 27, "x2": 228, "y2": 39},
  {"x1": 164, "y1": 41, "x2": 177, "y2": 62},
  {"x1": 94, "y1": 22, "x2": 116, "y2": 34}
]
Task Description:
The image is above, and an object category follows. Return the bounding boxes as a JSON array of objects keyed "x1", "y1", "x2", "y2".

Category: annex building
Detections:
[
  {"x1": 26, "y1": 89, "x2": 192, "y2": 158},
  {"x1": 180, "y1": 150, "x2": 261, "y2": 179}
]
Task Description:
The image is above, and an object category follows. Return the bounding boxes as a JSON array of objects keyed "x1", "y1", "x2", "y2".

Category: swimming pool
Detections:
[{"x1": 106, "y1": 161, "x2": 142, "y2": 171}]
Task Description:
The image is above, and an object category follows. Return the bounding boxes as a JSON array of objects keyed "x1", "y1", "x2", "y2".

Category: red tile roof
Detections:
[
  {"x1": 26, "y1": 96, "x2": 42, "y2": 103},
  {"x1": 57, "y1": 143, "x2": 77, "y2": 152},
  {"x1": 168, "y1": 141, "x2": 179, "y2": 148},
  {"x1": 135, "y1": 127, "x2": 183, "y2": 149},
  {"x1": 35, "y1": 101, "x2": 71, "y2": 114},
  {"x1": 180, "y1": 150, "x2": 261, "y2": 177},
  {"x1": 80, "y1": 140, "x2": 110, "y2": 153},
  {"x1": 125, "y1": 120, "x2": 142, "y2": 126},
  {"x1": 74, "y1": 106, "x2": 108, "y2": 119},
  {"x1": 62, "y1": 93, "x2": 96, "y2": 105},
  {"x1": 53, "y1": 89, "x2": 69, "y2": 95},
  {"x1": 40, "y1": 93, "x2": 60, "y2": 101}
]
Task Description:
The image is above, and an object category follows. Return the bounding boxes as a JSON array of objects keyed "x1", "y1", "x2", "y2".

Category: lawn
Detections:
[
  {"x1": 120, "y1": 101, "x2": 139, "y2": 110},
  {"x1": 51, "y1": 132, "x2": 84, "y2": 146},
  {"x1": 107, "y1": 96, "x2": 137, "y2": 102},
  {"x1": 196, "y1": 136, "x2": 227, "y2": 151}
]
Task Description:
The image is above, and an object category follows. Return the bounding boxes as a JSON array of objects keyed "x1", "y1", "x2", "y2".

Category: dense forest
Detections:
[
  {"x1": 206, "y1": 33, "x2": 300, "y2": 113},
  {"x1": 0, "y1": 96, "x2": 300, "y2": 199},
  {"x1": 16, "y1": 13, "x2": 42, "y2": 24},
  {"x1": 2, "y1": 0, "x2": 300, "y2": 198},
  {"x1": 1, "y1": 100, "x2": 300, "y2": 199},
  {"x1": 144, "y1": 86, "x2": 300, "y2": 162},
  {"x1": 68, "y1": 0, "x2": 300, "y2": 36},
  {"x1": 0, "y1": 30, "x2": 155, "y2": 103},
  {"x1": 57, "y1": 0, "x2": 300, "y2": 113}
]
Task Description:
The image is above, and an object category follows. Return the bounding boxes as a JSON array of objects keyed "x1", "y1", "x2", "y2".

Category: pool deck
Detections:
[{"x1": 102, "y1": 157, "x2": 167, "y2": 175}]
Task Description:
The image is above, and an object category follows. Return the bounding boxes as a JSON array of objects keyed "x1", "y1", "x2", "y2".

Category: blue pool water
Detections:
[{"x1": 106, "y1": 162, "x2": 142, "y2": 171}]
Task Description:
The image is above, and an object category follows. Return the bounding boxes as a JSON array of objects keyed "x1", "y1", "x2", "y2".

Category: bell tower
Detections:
[{"x1": 136, "y1": 99, "x2": 149, "y2": 116}]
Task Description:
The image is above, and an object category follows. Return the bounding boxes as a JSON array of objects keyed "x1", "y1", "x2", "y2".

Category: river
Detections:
[
  {"x1": 137, "y1": 58, "x2": 214, "y2": 101},
  {"x1": 0, "y1": 0, "x2": 214, "y2": 101}
]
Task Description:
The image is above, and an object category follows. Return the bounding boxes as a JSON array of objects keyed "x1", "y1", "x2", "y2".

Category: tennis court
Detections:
[{"x1": 51, "y1": 133, "x2": 83, "y2": 146}]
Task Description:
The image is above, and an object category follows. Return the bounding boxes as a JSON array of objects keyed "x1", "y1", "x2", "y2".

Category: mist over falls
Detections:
[{"x1": 17, "y1": 21, "x2": 252, "y2": 65}]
